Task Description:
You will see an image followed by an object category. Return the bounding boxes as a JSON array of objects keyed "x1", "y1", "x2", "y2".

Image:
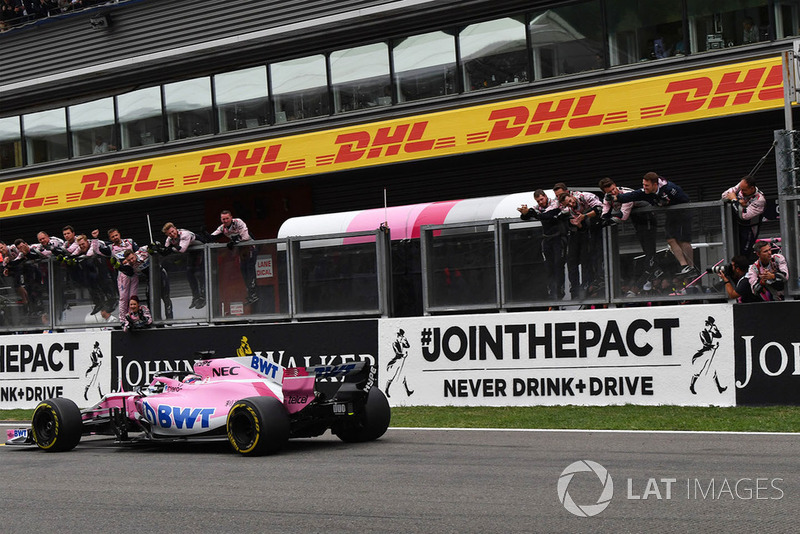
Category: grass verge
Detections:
[
  {"x1": 3, "y1": 405, "x2": 799, "y2": 433},
  {"x1": 0, "y1": 409, "x2": 34, "y2": 422},
  {"x1": 389, "y1": 405, "x2": 800, "y2": 433}
]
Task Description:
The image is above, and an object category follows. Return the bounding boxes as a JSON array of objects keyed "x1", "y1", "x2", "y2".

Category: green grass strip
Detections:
[
  {"x1": 389, "y1": 405, "x2": 800, "y2": 433},
  {"x1": 0, "y1": 409, "x2": 34, "y2": 422},
  {"x1": 3, "y1": 405, "x2": 800, "y2": 433}
]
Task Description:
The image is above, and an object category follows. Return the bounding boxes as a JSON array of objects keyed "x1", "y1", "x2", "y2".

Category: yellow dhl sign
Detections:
[{"x1": 0, "y1": 57, "x2": 785, "y2": 217}]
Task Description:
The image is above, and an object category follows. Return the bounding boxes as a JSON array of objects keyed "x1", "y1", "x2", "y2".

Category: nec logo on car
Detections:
[
  {"x1": 212, "y1": 367, "x2": 239, "y2": 377},
  {"x1": 142, "y1": 401, "x2": 215, "y2": 429}
]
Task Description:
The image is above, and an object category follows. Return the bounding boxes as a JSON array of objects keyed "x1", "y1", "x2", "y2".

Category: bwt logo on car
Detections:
[
  {"x1": 142, "y1": 401, "x2": 215, "y2": 429},
  {"x1": 249, "y1": 355, "x2": 281, "y2": 379}
]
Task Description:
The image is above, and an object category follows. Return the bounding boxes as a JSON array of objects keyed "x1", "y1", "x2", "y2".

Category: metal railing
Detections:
[
  {"x1": 419, "y1": 200, "x2": 745, "y2": 313},
  {"x1": 0, "y1": 196, "x2": 791, "y2": 332},
  {"x1": 0, "y1": 228, "x2": 391, "y2": 333}
]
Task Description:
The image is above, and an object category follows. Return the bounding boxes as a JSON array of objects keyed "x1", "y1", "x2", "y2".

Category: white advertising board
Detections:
[
  {"x1": 379, "y1": 304, "x2": 735, "y2": 407},
  {"x1": 0, "y1": 331, "x2": 112, "y2": 409}
]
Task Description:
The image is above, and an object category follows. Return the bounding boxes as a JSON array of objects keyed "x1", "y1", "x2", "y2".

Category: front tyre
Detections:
[
  {"x1": 333, "y1": 387, "x2": 391, "y2": 443},
  {"x1": 31, "y1": 398, "x2": 82, "y2": 452},
  {"x1": 227, "y1": 396, "x2": 290, "y2": 456}
]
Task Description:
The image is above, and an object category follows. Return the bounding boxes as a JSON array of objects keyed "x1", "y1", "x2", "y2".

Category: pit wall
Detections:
[
  {"x1": 0, "y1": 303, "x2": 796, "y2": 408},
  {"x1": 380, "y1": 304, "x2": 735, "y2": 407}
]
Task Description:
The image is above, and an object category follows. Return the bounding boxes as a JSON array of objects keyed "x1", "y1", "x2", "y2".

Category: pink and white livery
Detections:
[{"x1": 6, "y1": 353, "x2": 389, "y2": 456}]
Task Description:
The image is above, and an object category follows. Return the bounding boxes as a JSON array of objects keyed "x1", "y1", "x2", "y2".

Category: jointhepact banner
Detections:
[
  {"x1": 0, "y1": 331, "x2": 112, "y2": 409},
  {"x1": 379, "y1": 304, "x2": 735, "y2": 407}
]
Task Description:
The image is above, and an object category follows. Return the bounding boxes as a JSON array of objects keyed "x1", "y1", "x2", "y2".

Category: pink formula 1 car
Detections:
[{"x1": 6, "y1": 353, "x2": 390, "y2": 456}]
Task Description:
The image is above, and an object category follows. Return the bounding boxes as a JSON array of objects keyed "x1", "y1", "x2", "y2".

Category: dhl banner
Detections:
[{"x1": 0, "y1": 57, "x2": 785, "y2": 218}]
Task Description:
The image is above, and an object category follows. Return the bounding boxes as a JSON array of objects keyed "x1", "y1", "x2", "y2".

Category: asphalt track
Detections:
[{"x1": 1, "y1": 426, "x2": 798, "y2": 534}]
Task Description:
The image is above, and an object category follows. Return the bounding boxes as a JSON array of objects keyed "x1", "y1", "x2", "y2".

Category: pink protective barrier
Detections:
[{"x1": 278, "y1": 192, "x2": 538, "y2": 241}]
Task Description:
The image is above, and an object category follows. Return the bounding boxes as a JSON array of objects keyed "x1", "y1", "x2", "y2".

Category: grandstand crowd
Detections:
[{"x1": 0, "y1": 0, "x2": 117, "y2": 31}]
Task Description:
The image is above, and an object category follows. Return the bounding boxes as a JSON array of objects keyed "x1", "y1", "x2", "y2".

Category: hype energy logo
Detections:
[{"x1": 558, "y1": 460, "x2": 614, "y2": 517}]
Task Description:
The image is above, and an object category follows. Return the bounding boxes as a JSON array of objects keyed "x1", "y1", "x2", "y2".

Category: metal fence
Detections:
[
  {"x1": 419, "y1": 201, "x2": 745, "y2": 313},
  {"x1": 2, "y1": 189, "x2": 791, "y2": 333},
  {"x1": 0, "y1": 229, "x2": 392, "y2": 333}
]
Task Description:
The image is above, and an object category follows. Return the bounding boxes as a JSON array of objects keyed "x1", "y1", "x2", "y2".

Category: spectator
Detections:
[
  {"x1": 106, "y1": 228, "x2": 139, "y2": 316},
  {"x1": 121, "y1": 248, "x2": 173, "y2": 319},
  {"x1": 105, "y1": 227, "x2": 138, "y2": 257},
  {"x1": 74, "y1": 233, "x2": 109, "y2": 257},
  {"x1": 9, "y1": 238, "x2": 45, "y2": 316},
  {"x1": 518, "y1": 189, "x2": 567, "y2": 300},
  {"x1": 0, "y1": 240, "x2": 29, "y2": 312},
  {"x1": 30, "y1": 0, "x2": 56, "y2": 18},
  {"x1": 161, "y1": 222, "x2": 205, "y2": 309},
  {"x1": 71, "y1": 234, "x2": 116, "y2": 314},
  {"x1": 31, "y1": 230, "x2": 67, "y2": 316},
  {"x1": 742, "y1": 16, "x2": 758, "y2": 44},
  {"x1": 121, "y1": 295, "x2": 152, "y2": 331},
  {"x1": 1, "y1": 0, "x2": 23, "y2": 27},
  {"x1": 599, "y1": 177, "x2": 658, "y2": 287},
  {"x1": 118, "y1": 248, "x2": 144, "y2": 315},
  {"x1": 558, "y1": 190, "x2": 602, "y2": 299},
  {"x1": 717, "y1": 255, "x2": 757, "y2": 303},
  {"x1": 58, "y1": 0, "x2": 82, "y2": 13},
  {"x1": 211, "y1": 209, "x2": 258, "y2": 305},
  {"x1": 93, "y1": 136, "x2": 116, "y2": 154},
  {"x1": 746, "y1": 240, "x2": 788, "y2": 301},
  {"x1": 20, "y1": 0, "x2": 35, "y2": 19},
  {"x1": 721, "y1": 175, "x2": 765, "y2": 259},
  {"x1": 552, "y1": 182, "x2": 570, "y2": 200},
  {"x1": 61, "y1": 225, "x2": 80, "y2": 255},
  {"x1": 0, "y1": 240, "x2": 19, "y2": 272},
  {"x1": 616, "y1": 172, "x2": 696, "y2": 277},
  {"x1": 32, "y1": 230, "x2": 65, "y2": 257},
  {"x1": 85, "y1": 308, "x2": 117, "y2": 325}
]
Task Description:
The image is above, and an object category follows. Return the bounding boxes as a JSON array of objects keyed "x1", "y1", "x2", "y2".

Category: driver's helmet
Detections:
[{"x1": 146, "y1": 382, "x2": 165, "y2": 395}]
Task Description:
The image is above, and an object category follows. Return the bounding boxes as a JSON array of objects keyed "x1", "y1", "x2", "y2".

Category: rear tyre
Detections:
[
  {"x1": 333, "y1": 387, "x2": 391, "y2": 443},
  {"x1": 31, "y1": 398, "x2": 83, "y2": 452},
  {"x1": 227, "y1": 396, "x2": 290, "y2": 456}
]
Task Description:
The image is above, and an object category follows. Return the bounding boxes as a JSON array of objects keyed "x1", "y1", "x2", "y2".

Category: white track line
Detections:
[
  {"x1": 389, "y1": 427, "x2": 800, "y2": 436},
  {"x1": 2, "y1": 422, "x2": 798, "y2": 438}
]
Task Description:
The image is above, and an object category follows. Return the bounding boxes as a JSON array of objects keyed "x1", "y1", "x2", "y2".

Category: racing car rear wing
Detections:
[{"x1": 286, "y1": 361, "x2": 369, "y2": 380}]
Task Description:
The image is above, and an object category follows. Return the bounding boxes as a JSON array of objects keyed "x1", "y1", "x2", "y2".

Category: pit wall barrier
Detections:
[
  {"x1": 379, "y1": 304, "x2": 736, "y2": 407},
  {"x1": 0, "y1": 321, "x2": 377, "y2": 409},
  {"x1": 733, "y1": 301, "x2": 800, "y2": 405},
  {"x1": 0, "y1": 331, "x2": 112, "y2": 409},
  {"x1": 1, "y1": 302, "x2": 798, "y2": 409}
]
